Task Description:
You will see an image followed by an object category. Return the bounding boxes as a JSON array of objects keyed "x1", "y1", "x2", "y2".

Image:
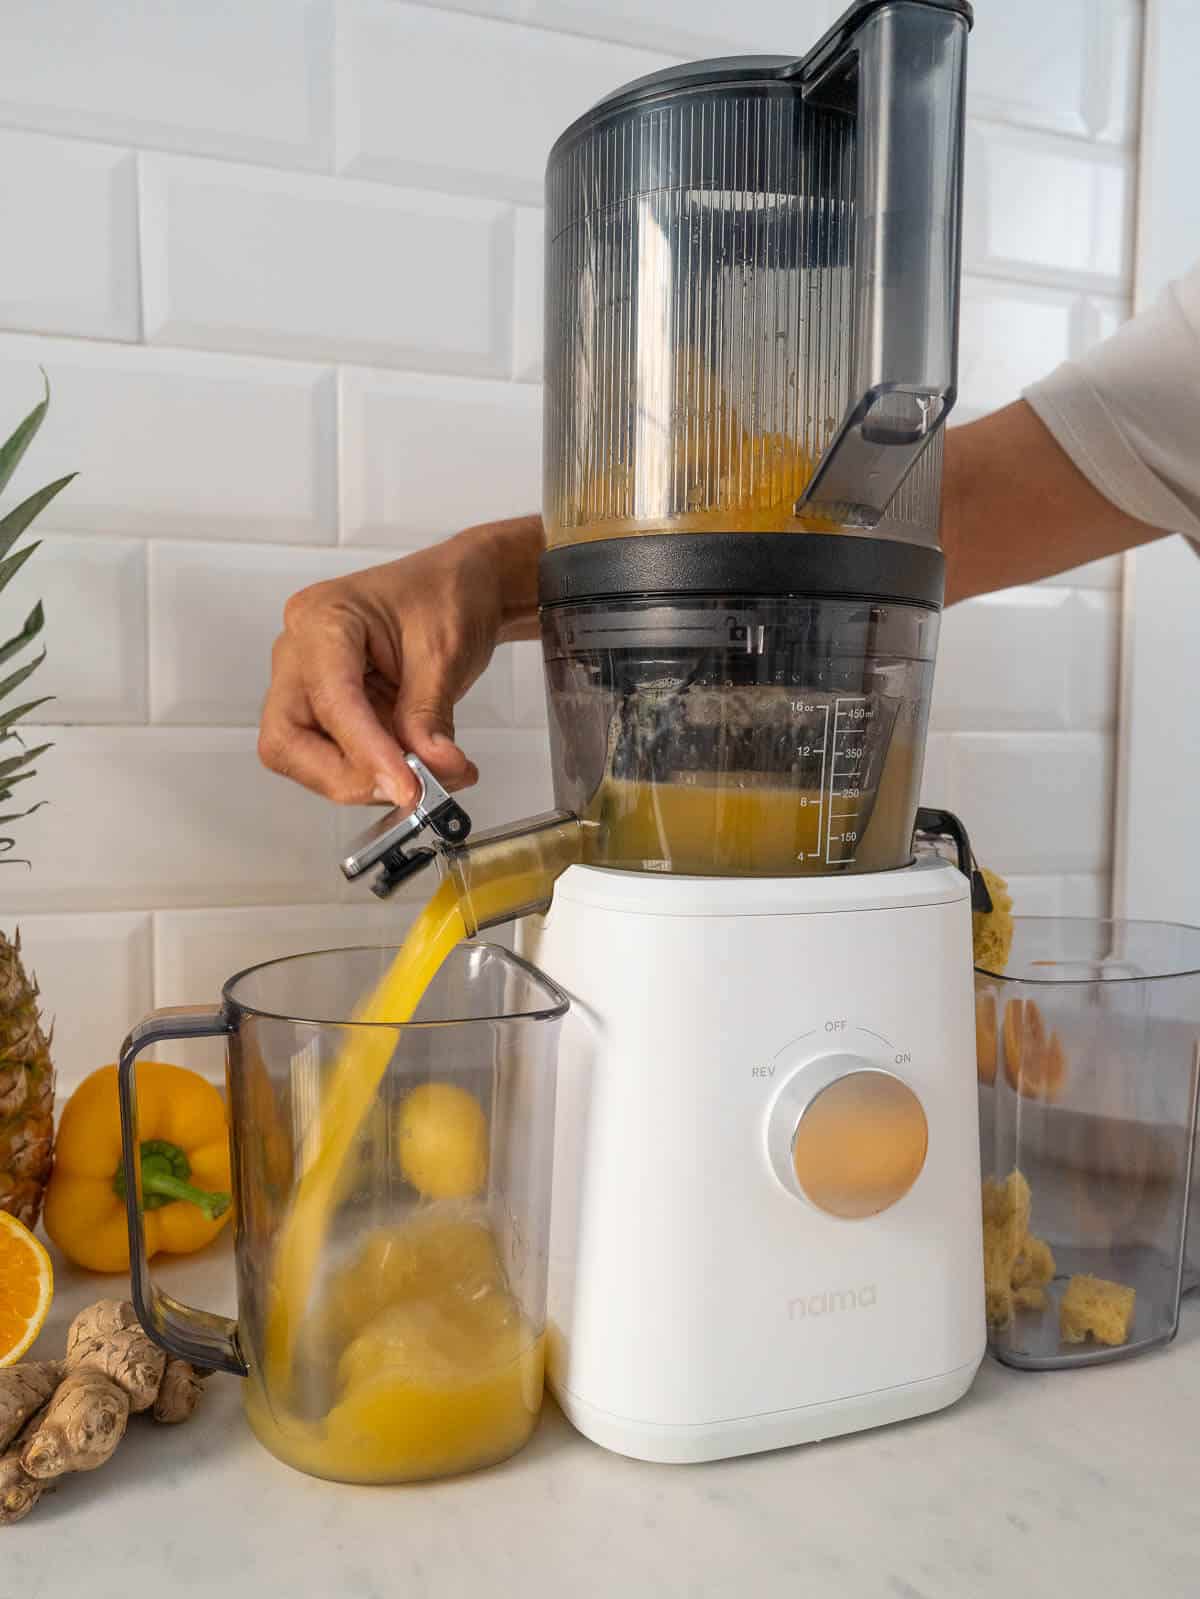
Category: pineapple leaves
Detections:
[
  {"x1": 0, "y1": 804, "x2": 45, "y2": 826},
  {"x1": 0, "y1": 742, "x2": 51, "y2": 784},
  {"x1": 0, "y1": 372, "x2": 49, "y2": 499},
  {"x1": 0, "y1": 697, "x2": 53, "y2": 731},
  {"x1": 0, "y1": 474, "x2": 74, "y2": 563},
  {"x1": 0, "y1": 602, "x2": 44, "y2": 673},
  {"x1": 0, "y1": 373, "x2": 67, "y2": 866},
  {"x1": 0, "y1": 757, "x2": 49, "y2": 819},
  {"x1": 0, "y1": 539, "x2": 42, "y2": 597},
  {"x1": 0, "y1": 770, "x2": 41, "y2": 796},
  {"x1": 0, "y1": 648, "x2": 46, "y2": 707}
]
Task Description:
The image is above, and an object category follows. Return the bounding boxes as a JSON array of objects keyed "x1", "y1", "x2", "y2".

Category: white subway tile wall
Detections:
[
  {"x1": 0, "y1": 2, "x2": 335, "y2": 168},
  {"x1": 335, "y1": 3, "x2": 678, "y2": 203},
  {"x1": 147, "y1": 541, "x2": 368, "y2": 724},
  {"x1": 5, "y1": 728, "x2": 338, "y2": 917},
  {"x1": 964, "y1": 122, "x2": 1132, "y2": 290},
  {"x1": 512, "y1": 208, "x2": 546, "y2": 383},
  {"x1": 15, "y1": 536, "x2": 148, "y2": 724},
  {"x1": 0, "y1": 130, "x2": 141, "y2": 342},
  {"x1": 139, "y1": 157, "x2": 516, "y2": 373},
  {"x1": 15, "y1": 914, "x2": 153, "y2": 1091},
  {"x1": 941, "y1": 733, "x2": 1115, "y2": 877},
  {"x1": 931, "y1": 588, "x2": 1120, "y2": 735},
  {"x1": 526, "y1": 0, "x2": 839, "y2": 56},
  {"x1": 967, "y1": 0, "x2": 1140, "y2": 145},
  {"x1": 339, "y1": 368, "x2": 542, "y2": 544},
  {"x1": 0, "y1": 0, "x2": 1140, "y2": 1091},
  {"x1": 0, "y1": 335, "x2": 338, "y2": 543},
  {"x1": 957, "y1": 279, "x2": 1077, "y2": 419}
]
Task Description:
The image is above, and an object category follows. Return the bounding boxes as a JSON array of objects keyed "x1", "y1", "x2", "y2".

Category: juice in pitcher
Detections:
[{"x1": 248, "y1": 845, "x2": 572, "y2": 1484}]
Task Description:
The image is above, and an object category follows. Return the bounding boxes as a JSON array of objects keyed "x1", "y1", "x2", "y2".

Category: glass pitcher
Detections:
[{"x1": 118, "y1": 943, "x2": 567, "y2": 1483}]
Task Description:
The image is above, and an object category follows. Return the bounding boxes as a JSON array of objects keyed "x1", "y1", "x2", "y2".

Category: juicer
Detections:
[{"x1": 345, "y1": 0, "x2": 987, "y2": 1464}]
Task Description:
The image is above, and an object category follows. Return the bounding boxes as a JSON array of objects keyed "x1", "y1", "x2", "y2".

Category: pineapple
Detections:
[
  {"x1": 0, "y1": 377, "x2": 74, "y2": 1229},
  {"x1": 0, "y1": 930, "x2": 54, "y2": 1227}
]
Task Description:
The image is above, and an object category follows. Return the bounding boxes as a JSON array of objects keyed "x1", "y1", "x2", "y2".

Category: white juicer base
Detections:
[
  {"x1": 519, "y1": 858, "x2": 986, "y2": 1466},
  {"x1": 553, "y1": 1356, "x2": 981, "y2": 1465}
]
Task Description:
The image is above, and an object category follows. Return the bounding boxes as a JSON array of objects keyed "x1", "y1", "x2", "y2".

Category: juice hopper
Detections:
[{"x1": 346, "y1": 0, "x2": 987, "y2": 1463}]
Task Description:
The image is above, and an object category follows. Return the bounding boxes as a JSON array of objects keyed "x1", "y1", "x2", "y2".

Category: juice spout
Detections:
[
  {"x1": 341, "y1": 755, "x2": 587, "y2": 929},
  {"x1": 440, "y1": 812, "x2": 587, "y2": 937}
]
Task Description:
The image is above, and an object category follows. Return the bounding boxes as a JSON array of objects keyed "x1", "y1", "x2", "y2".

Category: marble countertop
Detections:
[{"x1": 8, "y1": 1241, "x2": 1200, "y2": 1599}]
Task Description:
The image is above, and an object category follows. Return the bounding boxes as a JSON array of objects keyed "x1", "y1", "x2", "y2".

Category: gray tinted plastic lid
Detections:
[
  {"x1": 554, "y1": 0, "x2": 973, "y2": 155},
  {"x1": 591, "y1": 54, "x2": 793, "y2": 109}
]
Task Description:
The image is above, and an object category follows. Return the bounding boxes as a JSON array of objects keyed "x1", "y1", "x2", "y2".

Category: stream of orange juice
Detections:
[{"x1": 261, "y1": 878, "x2": 466, "y2": 1387}]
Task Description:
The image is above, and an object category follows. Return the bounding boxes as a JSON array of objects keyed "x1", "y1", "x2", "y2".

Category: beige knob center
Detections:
[{"x1": 791, "y1": 1070, "x2": 928, "y2": 1219}]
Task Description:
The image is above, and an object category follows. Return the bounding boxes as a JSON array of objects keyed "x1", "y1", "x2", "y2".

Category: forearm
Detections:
[
  {"x1": 471, "y1": 513, "x2": 544, "y2": 642},
  {"x1": 940, "y1": 400, "x2": 1168, "y2": 605}
]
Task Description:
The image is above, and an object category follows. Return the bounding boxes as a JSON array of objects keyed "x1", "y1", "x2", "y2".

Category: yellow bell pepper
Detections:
[{"x1": 44, "y1": 1061, "x2": 233, "y2": 1274}]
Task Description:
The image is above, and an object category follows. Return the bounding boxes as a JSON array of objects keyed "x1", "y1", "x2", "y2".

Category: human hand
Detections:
[{"x1": 257, "y1": 516, "x2": 542, "y2": 808}]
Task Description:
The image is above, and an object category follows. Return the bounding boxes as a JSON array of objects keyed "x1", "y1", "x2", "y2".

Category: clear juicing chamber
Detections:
[
  {"x1": 346, "y1": 0, "x2": 973, "y2": 909},
  {"x1": 538, "y1": 535, "x2": 942, "y2": 876}
]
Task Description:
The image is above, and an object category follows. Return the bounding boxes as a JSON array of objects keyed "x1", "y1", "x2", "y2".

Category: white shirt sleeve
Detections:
[{"x1": 1022, "y1": 261, "x2": 1200, "y2": 544}]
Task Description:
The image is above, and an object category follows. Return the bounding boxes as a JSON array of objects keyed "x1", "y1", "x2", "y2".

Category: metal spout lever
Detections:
[{"x1": 340, "y1": 754, "x2": 472, "y2": 899}]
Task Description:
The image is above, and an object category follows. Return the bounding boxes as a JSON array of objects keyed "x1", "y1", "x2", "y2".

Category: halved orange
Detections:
[
  {"x1": 1002, "y1": 997, "x2": 1067, "y2": 1103},
  {"x1": 0, "y1": 1211, "x2": 53, "y2": 1366}
]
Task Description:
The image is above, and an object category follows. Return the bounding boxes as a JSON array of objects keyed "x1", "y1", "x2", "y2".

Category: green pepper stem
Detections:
[
  {"x1": 113, "y1": 1137, "x2": 231, "y2": 1219},
  {"x1": 140, "y1": 1168, "x2": 231, "y2": 1220}
]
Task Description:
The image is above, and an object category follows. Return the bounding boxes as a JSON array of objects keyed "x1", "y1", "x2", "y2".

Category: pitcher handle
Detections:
[
  {"x1": 797, "y1": 0, "x2": 971, "y2": 525},
  {"x1": 118, "y1": 1005, "x2": 248, "y2": 1376}
]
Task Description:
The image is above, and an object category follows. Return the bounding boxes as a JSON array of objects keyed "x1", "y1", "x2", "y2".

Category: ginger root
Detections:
[
  {"x1": 0, "y1": 1362, "x2": 61, "y2": 1453},
  {"x1": 0, "y1": 1405, "x2": 48, "y2": 1526},
  {"x1": 21, "y1": 1369, "x2": 129, "y2": 1479},
  {"x1": 66, "y1": 1299, "x2": 165, "y2": 1414},
  {"x1": 65, "y1": 1299, "x2": 136, "y2": 1347},
  {"x1": 154, "y1": 1358, "x2": 206, "y2": 1425},
  {"x1": 0, "y1": 1299, "x2": 209, "y2": 1526}
]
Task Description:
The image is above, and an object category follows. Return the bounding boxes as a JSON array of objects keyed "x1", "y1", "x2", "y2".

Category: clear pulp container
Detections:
[
  {"x1": 976, "y1": 919, "x2": 1200, "y2": 1369},
  {"x1": 118, "y1": 943, "x2": 567, "y2": 1482}
]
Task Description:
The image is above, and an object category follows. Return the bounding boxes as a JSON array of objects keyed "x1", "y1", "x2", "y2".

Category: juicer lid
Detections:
[
  {"x1": 539, "y1": 533, "x2": 944, "y2": 611},
  {"x1": 551, "y1": 0, "x2": 973, "y2": 157}
]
